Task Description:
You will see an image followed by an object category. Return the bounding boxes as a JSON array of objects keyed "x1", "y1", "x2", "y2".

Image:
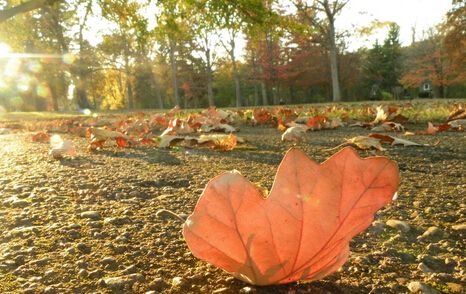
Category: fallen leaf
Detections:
[
  {"x1": 275, "y1": 108, "x2": 297, "y2": 124},
  {"x1": 372, "y1": 106, "x2": 388, "y2": 124},
  {"x1": 277, "y1": 119, "x2": 287, "y2": 132},
  {"x1": 285, "y1": 122, "x2": 309, "y2": 131},
  {"x1": 390, "y1": 114, "x2": 409, "y2": 124},
  {"x1": 253, "y1": 109, "x2": 273, "y2": 124},
  {"x1": 161, "y1": 118, "x2": 195, "y2": 136},
  {"x1": 49, "y1": 135, "x2": 76, "y2": 159},
  {"x1": 371, "y1": 122, "x2": 405, "y2": 132},
  {"x1": 115, "y1": 137, "x2": 130, "y2": 148},
  {"x1": 368, "y1": 133, "x2": 431, "y2": 147},
  {"x1": 448, "y1": 119, "x2": 466, "y2": 130},
  {"x1": 32, "y1": 132, "x2": 51, "y2": 142},
  {"x1": 281, "y1": 127, "x2": 306, "y2": 142},
  {"x1": 200, "y1": 123, "x2": 236, "y2": 133},
  {"x1": 158, "y1": 135, "x2": 185, "y2": 148},
  {"x1": 447, "y1": 107, "x2": 466, "y2": 121},
  {"x1": 437, "y1": 123, "x2": 451, "y2": 132},
  {"x1": 346, "y1": 136, "x2": 385, "y2": 151},
  {"x1": 404, "y1": 122, "x2": 440, "y2": 136},
  {"x1": 202, "y1": 133, "x2": 238, "y2": 151},
  {"x1": 327, "y1": 117, "x2": 344, "y2": 129},
  {"x1": 139, "y1": 138, "x2": 155, "y2": 145},
  {"x1": 306, "y1": 115, "x2": 327, "y2": 130},
  {"x1": 88, "y1": 127, "x2": 130, "y2": 140},
  {"x1": 183, "y1": 147, "x2": 399, "y2": 285},
  {"x1": 88, "y1": 138, "x2": 106, "y2": 151},
  {"x1": 423, "y1": 122, "x2": 438, "y2": 135},
  {"x1": 158, "y1": 133, "x2": 243, "y2": 151}
]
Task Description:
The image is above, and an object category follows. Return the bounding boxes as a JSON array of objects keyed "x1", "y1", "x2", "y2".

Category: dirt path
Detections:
[{"x1": 0, "y1": 124, "x2": 465, "y2": 293}]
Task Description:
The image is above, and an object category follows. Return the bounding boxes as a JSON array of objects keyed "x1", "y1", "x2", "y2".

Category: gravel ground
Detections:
[{"x1": 0, "y1": 123, "x2": 465, "y2": 294}]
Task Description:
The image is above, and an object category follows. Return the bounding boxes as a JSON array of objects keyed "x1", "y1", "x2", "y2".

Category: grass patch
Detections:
[{"x1": 0, "y1": 98, "x2": 463, "y2": 123}]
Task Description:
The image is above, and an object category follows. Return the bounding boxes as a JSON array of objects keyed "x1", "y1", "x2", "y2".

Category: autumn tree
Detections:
[
  {"x1": 400, "y1": 28, "x2": 465, "y2": 98},
  {"x1": 188, "y1": 1, "x2": 220, "y2": 107},
  {"x1": 0, "y1": 0, "x2": 62, "y2": 23},
  {"x1": 294, "y1": 0, "x2": 348, "y2": 102},
  {"x1": 441, "y1": 0, "x2": 465, "y2": 77}
]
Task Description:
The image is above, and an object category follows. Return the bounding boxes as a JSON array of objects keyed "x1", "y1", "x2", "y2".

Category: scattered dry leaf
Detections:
[
  {"x1": 448, "y1": 119, "x2": 465, "y2": 130},
  {"x1": 253, "y1": 109, "x2": 273, "y2": 124},
  {"x1": 49, "y1": 135, "x2": 76, "y2": 159},
  {"x1": 368, "y1": 133, "x2": 431, "y2": 147},
  {"x1": 346, "y1": 136, "x2": 385, "y2": 151},
  {"x1": 32, "y1": 132, "x2": 51, "y2": 142},
  {"x1": 371, "y1": 122, "x2": 405, "y2": 132},
  {"x1": 281, "y1": 127, "x2": 306, "y2": 142},
  {"x1": 372, "y1": 106, "x2": 388, "y2": 124},
  {"x1": 161, "y1": 118, "x2": 195, "y2": 136},
  {"x1": 447, "y1": 107, "x2": 466, "y2": 121}
]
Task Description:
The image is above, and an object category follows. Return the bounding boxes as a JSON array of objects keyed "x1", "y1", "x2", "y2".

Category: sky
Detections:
[{"x1": 337, "y1": 0, "x2": 451, "y2": 50}]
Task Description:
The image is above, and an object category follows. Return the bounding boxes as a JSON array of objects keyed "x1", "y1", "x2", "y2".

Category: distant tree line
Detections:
[{"x1": 0, "y1": 0, "x2": 464, "y2": 111}]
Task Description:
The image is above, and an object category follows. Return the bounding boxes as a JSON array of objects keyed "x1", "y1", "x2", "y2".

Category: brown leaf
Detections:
[
  {"x1": 32, "y1": 132, "x2": 51, "y2": 142},
  {"x1": 253, "y1": 109, "x2": 273, "y2": 124},
  {"x1": 448, "y1": 119, "x2": 466, "y2": 130},
  {"x1": 371, "y1": 122, "x2": 405, "y2": 132},
  {"x1": 368, "y1": 133, "x2": 431, "y2": 147},
  {"x1": 447, "y1": 107, "x2": 466, "y2": 121},
  {"x1": 346, "y1": 136, "x2": 385, "y2": 151}
]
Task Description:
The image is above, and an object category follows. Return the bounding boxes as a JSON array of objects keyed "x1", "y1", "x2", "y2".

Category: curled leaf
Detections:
[
  {"x1": 183, "y1": 147, "x2": 399, "y2": 285},
  {"x1": 88, "y1": 127, "x2": 130, "y2": 140},
  {"x1": 368, "y1": 133, "x2": 432, "y2": 147},
  {"x1": 49, "y1": 135, "x2": 76, "y2": 159},
  {"x1": 281, "y1": 127, "x2": 306, "y2": 142},
  {"x1": 448, "y1": 119, "x2": 465, "y2": 130},
  {"x1": 371, "y1": 122, "x2": 405, "y2": 132},
  {"x1": 346, "y1": 136, "x2": 385, "y2": 151}
]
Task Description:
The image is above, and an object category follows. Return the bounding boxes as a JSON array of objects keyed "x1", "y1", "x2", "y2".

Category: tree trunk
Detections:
[
  {"x1": 272, "y1": 86, "x2": 278, "y2": 105},
  {"x1": 229, "y1": 38, "x2": 242, "y2": 107},
  {"x1": 126, "y1": 79, "x2": 133, "y2": 109},
  {"x1": 49, "y1": 83, "x2": 58, "y2": 111},
  {"x1": 205, "y1": 42, "x2": 215, "y2": 106},
  {"x1": 123, "y1": 35, "x2": 133, "y2": 109},
  {"x1": 169, "y1": 37, "x2": 180, "y2": 106},
  {"x1": 253, "y1": 83, "x2": 259, "y2": 106},
  {"x1": 328, "y1": 21, "x2": 341, "y2": 102},
  {"x1": 207, "y1": 72, "x2": 214, "y2": 106},
  {"x1": 154, "y1": 79, "x2": 163, "y2": 109},
  {"x1": 266, "y1": 32, "x2": 278, "y2": 105},
  {"x1": 289, "y1": 85, "x2": 295, "y2": 104},
  {"x1": 233, "y1": 70, "x2": 241, "y2": 107},
  {"x1": 74, "y1": 1, "x2": 92, "y2": 109},
  {"x1": 261, "y1": 81, "x2": 268, "y2": 105},
  {"x1": 75, "y1": 82, "x2": 90, "y2": 109}
]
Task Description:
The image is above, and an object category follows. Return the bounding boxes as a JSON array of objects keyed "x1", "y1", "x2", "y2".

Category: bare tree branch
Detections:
[{"x1": 0, "y1": 0, "x2": 61, "y2": 23}]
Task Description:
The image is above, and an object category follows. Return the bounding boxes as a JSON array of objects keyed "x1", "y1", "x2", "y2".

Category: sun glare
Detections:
[{"x1": 0, "y1": 43, "x2": 11, "y2": 57}]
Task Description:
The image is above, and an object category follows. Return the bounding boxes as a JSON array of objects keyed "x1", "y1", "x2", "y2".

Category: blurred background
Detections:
[{"x1": 0, "y1": 0, "x2": 464, "y2": 112}]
